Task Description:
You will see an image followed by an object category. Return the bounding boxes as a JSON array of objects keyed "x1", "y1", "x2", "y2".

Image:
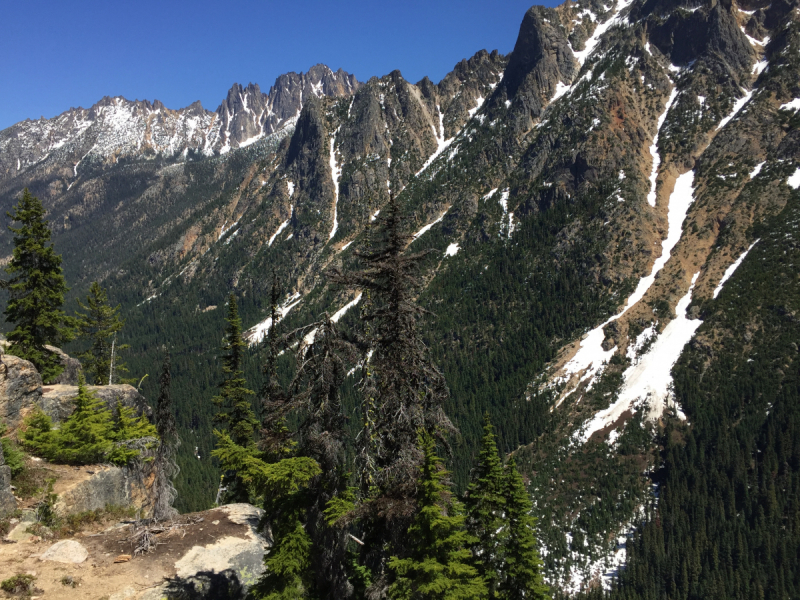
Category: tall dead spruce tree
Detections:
[
  {"x1": 258, "y1": 275, "x2": 356, "y2": 598},
  {"x1": 330, "y1": 193, "x2": 456, "y2": 596}
]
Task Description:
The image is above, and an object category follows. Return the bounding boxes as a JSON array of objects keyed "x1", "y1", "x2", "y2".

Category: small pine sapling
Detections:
[
  {"x1": 387, "y1": 432, "x2": 487, "y2": 600},
  {"x1": 465, "y1": 415, "x2": 508, "y2": 598},
  {"x1": 498, "y1": 457, "x2": 550, "y2": 600}
]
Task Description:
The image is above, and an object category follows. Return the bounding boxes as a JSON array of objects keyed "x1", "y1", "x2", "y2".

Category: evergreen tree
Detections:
[
  {"x1": 212, "y1": 431, "x2": 321, "y2": 599},
  {"x1": 259, "y1": 274, "x2": 295, "y2": 458},
  {"x1": 4, "y1": 188, "x2": 73, "y2": 382},
  {"x1": 21, "y1": 373, "x2": 157, "y2": 466},
  {"x1": 151, "y1": 351, "x2": 179, "y2": 521},
  {"x1": 329, "y1": 194, "x2": 456, "y2": 593},
  {"x1": 106, "y1": 401, "x2": 158, "y2": 465},
  {"x1": 465, "y1": 415, "x2": 507, "y2": 598},
  {"x1": 42, "y1": 372, "x2": 113, "y2": 464},
  {"x1": 213, "y1": 293, "x2": 258, "y2": 502},
  {"x1": 387, "y1": 432, "x2": 487, "y2": 600},
  {"x1": 76, "y1": 281, "x2": 129, "y2": 385},
  {"x1": 259, "y1": 273, "x2": 356, "y2": 598},
  {"x1": 499, "y1": 457, "x2": 549, "y2": 600}
]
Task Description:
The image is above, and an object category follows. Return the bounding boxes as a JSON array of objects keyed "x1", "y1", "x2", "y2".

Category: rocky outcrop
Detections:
[
  {"x1": 0, "y1": 354, "x2": 43, "y2": 428},
  {"x1": 39, "y1": 539, "x2": 89, "y2": 564},
  {"x1": 44, "y1": 345, "x2": 82, "y2": 385},
  {"x1": 0, "y1": 503, "x2": 270, "y2": 600},
  {"x1": 40, "y1": 383, "x2": 152, "y2": 423},
  {"x1": 162, "y1": 504, "x2": 269, "y2": 599},
  {"x1": 493, "y1": 5, "x2": 576, "y2": 134},
  {"x1": 54, "y1": 464, "x2": 153, "y2": 517}
]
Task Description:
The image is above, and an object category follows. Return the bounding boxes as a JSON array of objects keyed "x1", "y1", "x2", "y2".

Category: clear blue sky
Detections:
[{"x1": 0, "y1": 0, "x2": 560, "y2": 130}]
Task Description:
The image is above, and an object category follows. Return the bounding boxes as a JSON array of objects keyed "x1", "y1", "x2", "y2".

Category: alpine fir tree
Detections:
[
  {"x1": 465, "y1": 415, "x2": 507, "y2": 598},
  {"x1": 498, "y1": 457, "x2": 549, "y2": 600},
  {"x1": 4, "y1": 188, "x2": 73, "y2": 382},
  {"x1": 387, "y1": 432, "x2": 487, "y2": 600},
  {"x1": 21, "y1": 373, "x2": 155, "y2": 466},
  {"x1": 76, "y1": 281, "x2": 128, "y2": 385},
  {"x1": 213, "y1": 293, "x2": 258, "y2": 502}
]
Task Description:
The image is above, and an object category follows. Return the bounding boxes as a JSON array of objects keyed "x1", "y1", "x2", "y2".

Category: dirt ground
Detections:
[{"x1": 0, "y1": 508, "x2": 244, "y2": 599}]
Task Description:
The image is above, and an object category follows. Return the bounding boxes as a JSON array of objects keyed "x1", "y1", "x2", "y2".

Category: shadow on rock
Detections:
[{"x1": 160, "y1": 569, "x2": 245, "y2": 600}]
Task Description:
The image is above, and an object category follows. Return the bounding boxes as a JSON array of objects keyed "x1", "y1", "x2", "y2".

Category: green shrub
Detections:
[
  {"x1": 1, "y1": 574, "x2": 37, "y2": 594},
  {"x1": 21, "y1": 375, "x2": 157, "y2": 466},
  {"x1": 0, "y1": 421, "x2": 25, "y2": 477}
]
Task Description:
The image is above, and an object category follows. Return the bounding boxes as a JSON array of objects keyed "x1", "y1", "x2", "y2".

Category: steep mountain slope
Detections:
[{"x1": 1, "y1": 0, "x2": 799, "y2": 595}]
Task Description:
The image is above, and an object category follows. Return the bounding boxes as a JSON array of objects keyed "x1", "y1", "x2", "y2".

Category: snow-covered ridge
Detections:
[{"x1": 2, "y1": 65, "x2": 361, "y2": 178}]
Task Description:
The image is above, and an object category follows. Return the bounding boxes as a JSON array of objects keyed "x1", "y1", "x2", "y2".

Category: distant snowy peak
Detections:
[
  {"x1": 215, "y1": 65, "x2": 361, "y2": 153},
  {"x1": 0, "y1": 64, "x2": 361, "y2": 178}
]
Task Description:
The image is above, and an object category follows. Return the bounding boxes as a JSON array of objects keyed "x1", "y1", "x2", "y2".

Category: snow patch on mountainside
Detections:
[
  {"x1": 557, "y1": 171, "x2": 697, "y2": 403},
  {"x1": 713, "y1": 240, "x2": 759, "y2": 298},
  {"x1": 445, "y1": 243, "x2": 460, "y2": 256},
  {"x1": 716, "y1": 89, "x2": 754, "y2": 131},
  {"x1": 246, "y1": 292, "x2": 302, "y2": 345},
  {"x1": 412, "y1": 209, "x2": 449, "y2": 240},
  {"x1": 788, "y1": 167, "x2": 800, "y2": 189},
  {"x1": 572, "y1": 0, "x2": 634, "y2": 66},
  {"x1": 269, "y1": 207, "x2": 293, "y2": 247},
  {"x1": 646, "y1": 87, "x2": 679, "y2": 207},
  {"x1": 329, "y1": 129, "x2": 342, "y2": 241},
  {"x1": 577, "y1": 272, "x2": 701, "y2": 444}
]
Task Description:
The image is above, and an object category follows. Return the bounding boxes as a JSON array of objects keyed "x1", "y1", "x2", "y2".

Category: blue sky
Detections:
[{"x1": 0, "y1": 0, "x2": 560, "y2": 130}]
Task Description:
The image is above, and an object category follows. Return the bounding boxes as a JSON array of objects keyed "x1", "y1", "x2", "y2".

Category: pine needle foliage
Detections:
[
  {"x1": 258, "y1": 273, "x2": 357, "y2": 598},
  {"x1": 329, "y1": 194, "x2": 458, "y2": 596},
  {"x1": 4, "y1": 188, "x2": 73, "y2": 382},
  {"x1": 212, "y1": 431, "x2": 321, "y2": 599},
  {"x1": 21, "y1": 373, "x2": 156, "y2": 466},
  {"x1": 213, "y1": 293, "x2": 258, "y2": 445},
  {"x1": 213, "y1": 293, "x2": 258, "y2": 502},
  {"x1": 76, "y1": 281, "x2": 129, "y2": 385},
  {"x1": 151, "y1": 351, "x2": 180, "y2": 521},
  {"x1": 499, "y1": 457, "x2": 549, "y2": 600},
  {"x1": 465, "y1": 415, "x2": 507, "y2": 598},
  {"x1": 330, "y1": 194, "x2": 455, "y2": 498},
  {"x1": 387, "y1": 432, "x2": 487, "y2": 600}
]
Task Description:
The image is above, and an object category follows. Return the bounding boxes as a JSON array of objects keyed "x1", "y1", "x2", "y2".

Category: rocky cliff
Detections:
[{"x1": 0, "y1": 0, "x2": 798, "y2": 593}]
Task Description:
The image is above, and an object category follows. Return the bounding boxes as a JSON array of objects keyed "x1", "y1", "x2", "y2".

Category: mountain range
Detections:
[{"x1": 1, "y1": 0, "x2": 799, "y2": 595}]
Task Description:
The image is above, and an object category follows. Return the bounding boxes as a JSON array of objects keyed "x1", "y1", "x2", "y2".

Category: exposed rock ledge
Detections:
[
  {"x1": 0, "y1": 503, "x2": 269, "y2": 600},
  {"x1": 0, "y1": 352, "x2": 150, "y2": 429}
]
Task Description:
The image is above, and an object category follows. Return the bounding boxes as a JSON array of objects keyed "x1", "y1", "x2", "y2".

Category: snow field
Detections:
[
  {"x1": 328, "y1": 129, "x2": 342, "y2": 241},
  {"x1": 577, "y1": 272, "x2": 701, "y2": 444},
  {"x1": 562, "y1": 171, "x2": 697, "y2": 389}
]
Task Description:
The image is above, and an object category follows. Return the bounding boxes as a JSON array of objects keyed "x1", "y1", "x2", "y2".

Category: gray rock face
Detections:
[
  {"x1": 39, "y1": 539, "x2": 89, "y2": 563},
  {"x1": 40, "y1": 383, "x2": 152, "y2": 423},
  {"x1": 0, "y1": 354, "x2": 43, "y2": 428},
  {"x1": 44, "y1": 345, "x2": 83, "y2": 385},
  {"x1": 495, "y1": 6, "x2": 576, "y2": 134},
  {"x1": 54, "y1": 464, "x2": 153, "y2": 516},
  {"x1": 0, "y1": 447, "x2": 16, "y2": 516},
  {"x1": 215, "y1": 65, "x2": 361, "y2": 152},
  {"x1": 151, "y1": 504, "x2": 269, "y2": 600}
]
